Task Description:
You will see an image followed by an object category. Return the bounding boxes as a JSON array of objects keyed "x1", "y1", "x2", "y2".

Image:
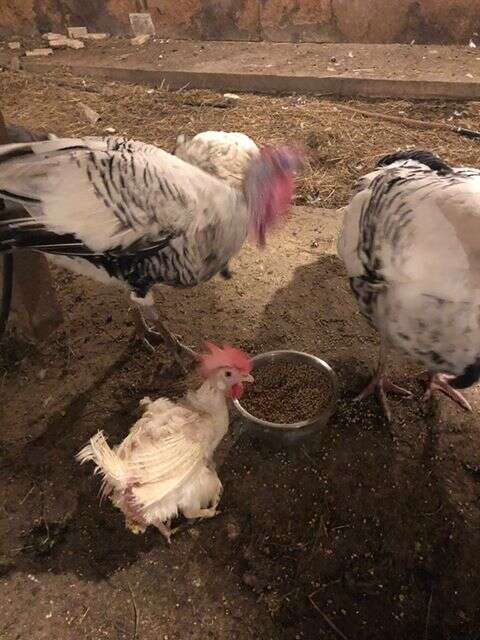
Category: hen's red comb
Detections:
[{"x1": 199, "y1": 342, "x2": 252, "y2": 377}]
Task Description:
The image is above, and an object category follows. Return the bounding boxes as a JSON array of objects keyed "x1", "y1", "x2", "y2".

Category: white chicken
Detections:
[
  {"x1": 173, "y1": 130, "x2": 261, "y2": 279},
  {"x1": 77, "y1": 342, "x2": 253, "y2": 543},
  {"x1": 338, "y1": 149, "x2": 480, "y2": 419}
]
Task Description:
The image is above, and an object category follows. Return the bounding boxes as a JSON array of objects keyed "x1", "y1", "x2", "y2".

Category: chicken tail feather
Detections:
[{"x1": 76, "y1": 431, "x2": 130, "y2": 493}]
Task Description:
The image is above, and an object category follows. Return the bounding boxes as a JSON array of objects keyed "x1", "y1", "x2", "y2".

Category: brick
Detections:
[
  {"x1": 50, "y1": 38, "x2": 70, "y2": 49},
  {"x1": 67, "y1": 26, "x2": 88, "y2": 38},
  {"x1": 80, "y1": 33, "x2": 109, "y2": 40},
  {"x1": 129, "y1": 13, "x2": 155, "y2": 36},
  {"x1": 25, "y1": 48, "x2": 53, "y2": 56},
  {"x1": 64, "y1": 39, "x2": 85, "y2": 49}
]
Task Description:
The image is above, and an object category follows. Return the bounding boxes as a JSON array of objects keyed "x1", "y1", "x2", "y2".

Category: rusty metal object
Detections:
[{"x1": 0, "y1": 108, "x2": 64, "y2": 343}]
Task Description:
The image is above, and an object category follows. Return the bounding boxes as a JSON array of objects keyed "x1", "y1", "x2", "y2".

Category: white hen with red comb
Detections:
[{"x1": 77, "y1": 343, "x2": 253, "y2": 543}]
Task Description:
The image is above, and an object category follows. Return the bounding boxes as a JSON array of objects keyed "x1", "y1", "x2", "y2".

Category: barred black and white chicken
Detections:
[
  {"x1": 173, "y1": 130, "x2": 260, "y2": 280},
  {"x1": 0, "y1": 135, "x2": 299, "y2": 367},
  {"x1": 338, "y1": 150, "x2": 480, "y2": 419}
]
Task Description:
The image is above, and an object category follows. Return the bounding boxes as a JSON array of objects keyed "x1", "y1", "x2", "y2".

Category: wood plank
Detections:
[{"x1": 0, "y1": 108, "x2": 64, "y2": 342}]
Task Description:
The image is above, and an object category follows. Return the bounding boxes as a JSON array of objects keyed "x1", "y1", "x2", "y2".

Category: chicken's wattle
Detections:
[{"x1": 229, "y1": 383, "x2": 244, "y2": 399}]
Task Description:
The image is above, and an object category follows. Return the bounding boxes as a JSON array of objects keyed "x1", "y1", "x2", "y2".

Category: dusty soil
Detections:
[
  {"x1": 1, "y1": 71, "x2": 480, "y2": 640},
  {"x1": 3, "y1": 38, "x2": 480, "y2": 83}
]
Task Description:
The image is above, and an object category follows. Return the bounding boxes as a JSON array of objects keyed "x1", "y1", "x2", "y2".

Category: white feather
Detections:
[{"x1": 174, "y1": 130, "x2": 259, "y2": 189}]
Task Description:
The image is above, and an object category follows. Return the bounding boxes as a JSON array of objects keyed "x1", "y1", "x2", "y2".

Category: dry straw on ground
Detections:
[{"x1": 1, "y1": 68, "x2": 479, "y2": 208}]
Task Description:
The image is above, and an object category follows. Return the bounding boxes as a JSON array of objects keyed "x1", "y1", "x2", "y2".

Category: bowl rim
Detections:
[{"x1": 233, "y1": 349, "x2": 339, "y2": 431}]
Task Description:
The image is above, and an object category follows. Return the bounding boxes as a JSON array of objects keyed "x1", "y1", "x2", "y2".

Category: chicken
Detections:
[
  {"x1": 173, "y1": 130, "x2": 260, "y2": 280},
  {"x1": 173, "y1": 130, "x2": 260, "y2": 190},
  {"x1": 338, "y1": 149, "x2": 480, "y2": 420},
  {"x1": 77, "y1": 342, "x2": 253, "y2": 543},
  {"x1": 0, "y1": 135, "x2": 300, "y2": 368}
]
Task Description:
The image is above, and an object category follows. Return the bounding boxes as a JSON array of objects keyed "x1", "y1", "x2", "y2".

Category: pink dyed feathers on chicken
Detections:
[{"x1": 244, "y1": 146, "x2": 303, "y2": 247}]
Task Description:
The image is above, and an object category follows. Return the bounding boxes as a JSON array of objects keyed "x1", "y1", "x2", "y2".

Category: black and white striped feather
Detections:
[
  {"x1": 338, "y1": 150, "x2": 480, "y2": 387},
  {"x1": 0, "y1": 136, "x2": 247, "y2": 296}
]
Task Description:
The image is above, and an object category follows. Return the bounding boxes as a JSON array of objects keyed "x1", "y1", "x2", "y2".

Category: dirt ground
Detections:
[
  {"x1": 2, "y1": 38, "x2": 480, "y2": 83},
  {"x1": 1, "y1": 69, "x2": 480, "y2": 640}
]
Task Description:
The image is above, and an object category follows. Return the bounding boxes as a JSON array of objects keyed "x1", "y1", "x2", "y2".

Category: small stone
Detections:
[
  {"x1": 38, "y1": 369, "x2": 47, "y2": 381},
  {"x1": 67, "y1": 26, "x2": 88, "y2": 38},
  {"x1": 25, "y1": 48, "x2": 53, "y2": 57},
  {"x1": 42, "y1": 33, "x2": 64, "y2": 41},
  {"x1": 78, "y1": 102, "x2": 101, "y2": 124},
  {"x1": 226, "y1": 521, "x2": 241, "y2": 540},
  {"x1": 8, "y1": 42, "x2": 21, "y2": 50},
  {"x1": 223, "y1": 93, "x2": 240, "y2": 101},
  {"x1": 65, "y1": 39, "x2": 85, "y2": 49},
  {"x1": 129, "y1": 12, "x2": 155, "y2": 36},
  {"x1": 242, "y1": 573, "x2": 259, "y2": 589},
  {"x1": 104, "y1": 127, "x2": 116, "y2": 134},
  {"x1": 131, "y1": 34, "x2": 151, "y2": 46}
]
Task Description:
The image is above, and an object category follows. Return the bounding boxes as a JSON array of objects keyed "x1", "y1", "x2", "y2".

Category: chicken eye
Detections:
[{"x1": 225, "y1": 370, "x2": 232, "y2": 377}]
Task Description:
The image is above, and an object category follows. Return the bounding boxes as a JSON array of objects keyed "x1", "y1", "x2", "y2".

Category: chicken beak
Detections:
[{"x1": 243, "y1": 374, "x2": 254, "y2": 383}]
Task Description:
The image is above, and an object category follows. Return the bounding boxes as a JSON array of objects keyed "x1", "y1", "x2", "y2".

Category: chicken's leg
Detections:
[
  {"x1": 130, "y1": 292, "x2": 198, "y2": 370},
  {"x1": 419, "y1": 372, "x2": 472, "y2": 412},
  {"x1": 355, "y1": 336, "x2": 412, "y2": 421},
  {"x1": 156, "y1": 519, "x2": 174, "y2": 545}
]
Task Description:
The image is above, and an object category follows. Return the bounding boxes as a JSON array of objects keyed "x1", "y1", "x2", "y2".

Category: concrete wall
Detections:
[{"x1": 2, "y1": 0, "x2": 479, "y2": 44}]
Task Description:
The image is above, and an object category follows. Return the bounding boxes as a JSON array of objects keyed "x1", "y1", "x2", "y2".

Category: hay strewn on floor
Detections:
[{"x1": 1, "y1": 68, "x2": 479, "y2": 208}]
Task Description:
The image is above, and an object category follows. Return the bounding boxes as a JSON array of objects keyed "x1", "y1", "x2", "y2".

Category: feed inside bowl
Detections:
[{"x1": 235, "y1": 351, "x2": 337, "y2": 429}]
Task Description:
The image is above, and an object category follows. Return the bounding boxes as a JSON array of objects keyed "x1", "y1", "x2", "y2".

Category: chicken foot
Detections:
[
  {"x1": 419, "y1": 371, "x2": 472, "y2": 412},
  {"x1": 130, "y1": 292, "x2": 198, "y2": 370},
  {"x1": 156, "y1": 507, "x2": 221, "y2": 544},
  {"x1": 355, "y1": 337, "x2": 412, "y2": 421}
]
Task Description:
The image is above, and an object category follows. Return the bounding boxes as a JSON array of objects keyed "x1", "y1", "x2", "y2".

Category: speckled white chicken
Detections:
[
  {"x1": 173, "y1": 130, "x2": 261, "y2": 279},
  {"x1": 338, "y1": 149, "x2": 480, "y2": 419},
  {"x1": 77, "y1": 343, "x2": 253, "y2": 543},
  {"x1": 173, "y1": 130, "x2": 260, "y2": 190},
  {"x1": 0, "y1": 135, "x2": 299, "y2": 367}
]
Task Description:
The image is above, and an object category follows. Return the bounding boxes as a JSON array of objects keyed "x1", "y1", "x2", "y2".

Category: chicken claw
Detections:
[
  {"x1": 355, "y1": 373, "x2": 413, "y2": 421},
  {"x1": 419, "y1": 372, "x2": 472, "y2": 412}
]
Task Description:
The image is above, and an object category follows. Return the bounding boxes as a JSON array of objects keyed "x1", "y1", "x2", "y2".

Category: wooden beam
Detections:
[{"x1": 0, "y1": 109, "x2": 64, "y2": 342}]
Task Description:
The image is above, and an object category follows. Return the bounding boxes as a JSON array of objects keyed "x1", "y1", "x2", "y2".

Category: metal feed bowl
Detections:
[{"x1": 233, "y1": 350, "x2": 339, "y2": 444}]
